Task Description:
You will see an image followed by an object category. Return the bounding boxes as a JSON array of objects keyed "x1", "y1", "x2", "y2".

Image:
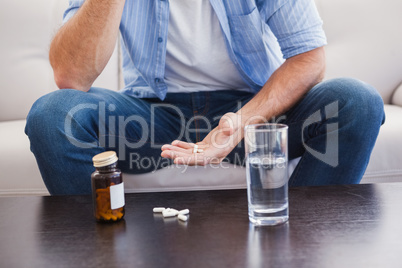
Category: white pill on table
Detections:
[
  {"x1": 165, "y1": 208, "x2": 179, "y2": 215},
  {"x1": 171, "y1": 209, "x2": 179, "y2": 215},
  {"x1": 178, "y1": 209, "x2": 189, "y2": 215},
  {"x1": 178, "y1": 214, "x2": 188, "y2": 222},
  {"x1": 162, "y1": 209, "x2": 178, "y2": 218},
  {"x1": 153, "y1": 207, "x2": 166, "y2": 213}
]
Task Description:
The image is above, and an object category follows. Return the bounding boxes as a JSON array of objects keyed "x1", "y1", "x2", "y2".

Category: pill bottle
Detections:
[{"x1": 91, "y1": 151, "x2": 125, "y2": 222}]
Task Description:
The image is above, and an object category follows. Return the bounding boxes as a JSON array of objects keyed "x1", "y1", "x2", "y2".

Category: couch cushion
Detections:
[
  {"x1": 123, "y1": 158, "x2": 300, "y2": 193},
  {"x1": 0, "y1": 0, "x2": 119, "y2": 122},
  {"x1": 0, "y1": 120, "x2": 48, "y2": 195},
  {"x1": 1, "y1": 108, "x2": 397, "y2": 195},
  {"x1": 391, "y1": 83, "x2": 402, "y2": 107},
  {"x1": 363, "y1": 104, "x2": 402, "y2": 183},
  {"x1": 316, "y1": 0, "x2": 402, "y2": 103},
  {"x1": 124, "y1": 164, "x2": 247, "y2": 193}
]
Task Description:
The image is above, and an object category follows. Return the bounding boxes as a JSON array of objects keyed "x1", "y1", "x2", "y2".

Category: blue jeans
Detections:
[{"x1": 25, "y1": 78, "x2": 385, "y2": 195}]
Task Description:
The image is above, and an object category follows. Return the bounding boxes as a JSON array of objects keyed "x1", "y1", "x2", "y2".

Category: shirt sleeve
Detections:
[
  {"x1": 264, "y1": 0, "x2": 327, "y2": 59},
  {"x1": 63, "y1": 0, "x2": 86, "y2": 24}
]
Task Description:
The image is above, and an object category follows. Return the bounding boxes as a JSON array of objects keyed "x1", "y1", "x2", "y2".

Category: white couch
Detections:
[{"x1": 1, "y1": 0, "x2": 402, "y2": 196}]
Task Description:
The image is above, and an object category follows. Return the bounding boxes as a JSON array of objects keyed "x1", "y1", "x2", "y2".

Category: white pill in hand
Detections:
[
  {"x1": 178, "y1": 209, "x2": 189, "y2": 215},
  {"x1": 153, "y1": 207, "x2": 166, "y2": 213}
]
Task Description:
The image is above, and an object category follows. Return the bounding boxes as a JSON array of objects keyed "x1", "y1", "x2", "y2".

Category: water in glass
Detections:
[{"x1": 247, "y1": 154, "x2": 288, "y2": 226}]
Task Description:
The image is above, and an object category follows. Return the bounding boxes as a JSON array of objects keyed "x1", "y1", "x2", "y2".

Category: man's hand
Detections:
[
  {"x1": 160, "y1": 47, "x2": 326, "y2": 166},
  {"x1": 161, "y1": 113, "x2": 243, "y2": 165}
]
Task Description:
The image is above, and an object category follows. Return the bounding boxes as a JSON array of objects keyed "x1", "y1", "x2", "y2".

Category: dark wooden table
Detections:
[{"x1": 1, "y1": 183, "x2": 402, "y2": 268}]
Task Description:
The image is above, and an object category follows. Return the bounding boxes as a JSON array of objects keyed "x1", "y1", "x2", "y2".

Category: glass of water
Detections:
[{"x1": 244, "y1": 123, "x2": 289, "y2": 226}]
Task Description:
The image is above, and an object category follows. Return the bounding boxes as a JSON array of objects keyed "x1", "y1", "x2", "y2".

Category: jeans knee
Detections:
[
  {"x1": 25, "y1": 89, "x2": 90, "y2": 139},
  {"x1": 328, "y1": 78, "x2": 385, "y2": 140},
  {"x1": 342, "y1": 78, "x2": 383, "y2": 121}
]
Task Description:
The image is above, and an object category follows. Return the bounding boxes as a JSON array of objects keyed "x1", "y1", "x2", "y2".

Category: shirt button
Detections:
[
  {"x1": 158, "y1": 37, "x2": 163, "y2": 43},
  {"x1": 155, "y1": 78, "x2": 161, "y2": 83}
]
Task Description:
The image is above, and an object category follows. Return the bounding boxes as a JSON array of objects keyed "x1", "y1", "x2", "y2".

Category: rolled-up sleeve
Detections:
[
  {"x1": 63, "y1": 0, "x2": 86, "y2": 24},
  {"x1": 264, "y1": 0, "x2": 327, "y2": 59}
]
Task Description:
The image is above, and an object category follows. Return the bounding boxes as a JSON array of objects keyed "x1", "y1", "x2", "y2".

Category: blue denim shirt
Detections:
[{"x1": 64, "y1": 0, "x2": 327, "y2": 100}]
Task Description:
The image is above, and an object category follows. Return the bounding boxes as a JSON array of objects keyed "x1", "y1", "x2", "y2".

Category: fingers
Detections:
[
  {"x1": 171, "y1": 140, "x2": 195, "y2": 149},
  {"x1": 161, "y1": 145, "x2": 205, "y2": 158},
  {"x1": 171, "y1": 140, "x2": 207, "y2": 149},
  {"x1": 163, "y1": 140, "x2": 207, "y2": 150},
  {"x1": 161, "y1": 140, "x2": 208, "y2": 166},
  {"x1": 161, "y1": 150, "x2": 206, "y2": 166},
  {"x1": 161, "y1": 144, "x2": 191, "y2": 154}
]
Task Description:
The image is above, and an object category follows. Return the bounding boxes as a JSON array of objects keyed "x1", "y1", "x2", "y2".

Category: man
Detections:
[{"x1": 25, "y1": 0, "x2": 384, "y2": 195}]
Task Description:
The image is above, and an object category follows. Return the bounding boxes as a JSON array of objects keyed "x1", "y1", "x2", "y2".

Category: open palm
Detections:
[{"x1": 161, "y1": 113, "x2": 243, "y2": 165}]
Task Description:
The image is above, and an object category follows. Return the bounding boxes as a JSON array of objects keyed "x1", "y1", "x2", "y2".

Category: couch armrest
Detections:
[{"x1": 391, "y1": 82, "x2": 402, "y2": 107}]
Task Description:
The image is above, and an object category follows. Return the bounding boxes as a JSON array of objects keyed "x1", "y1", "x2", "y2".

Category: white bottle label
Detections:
[{"x1": 110, "y1": 182, "x2": 125, "y2": 209}]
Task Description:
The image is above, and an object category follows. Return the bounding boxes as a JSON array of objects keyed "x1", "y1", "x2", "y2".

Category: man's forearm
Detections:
[
  {"x1": 49, "y1": 0, "x2": 126, "y2": 91},
  {"x1": 237, "y1": 47, "x2": 326, "y2": 130}
]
